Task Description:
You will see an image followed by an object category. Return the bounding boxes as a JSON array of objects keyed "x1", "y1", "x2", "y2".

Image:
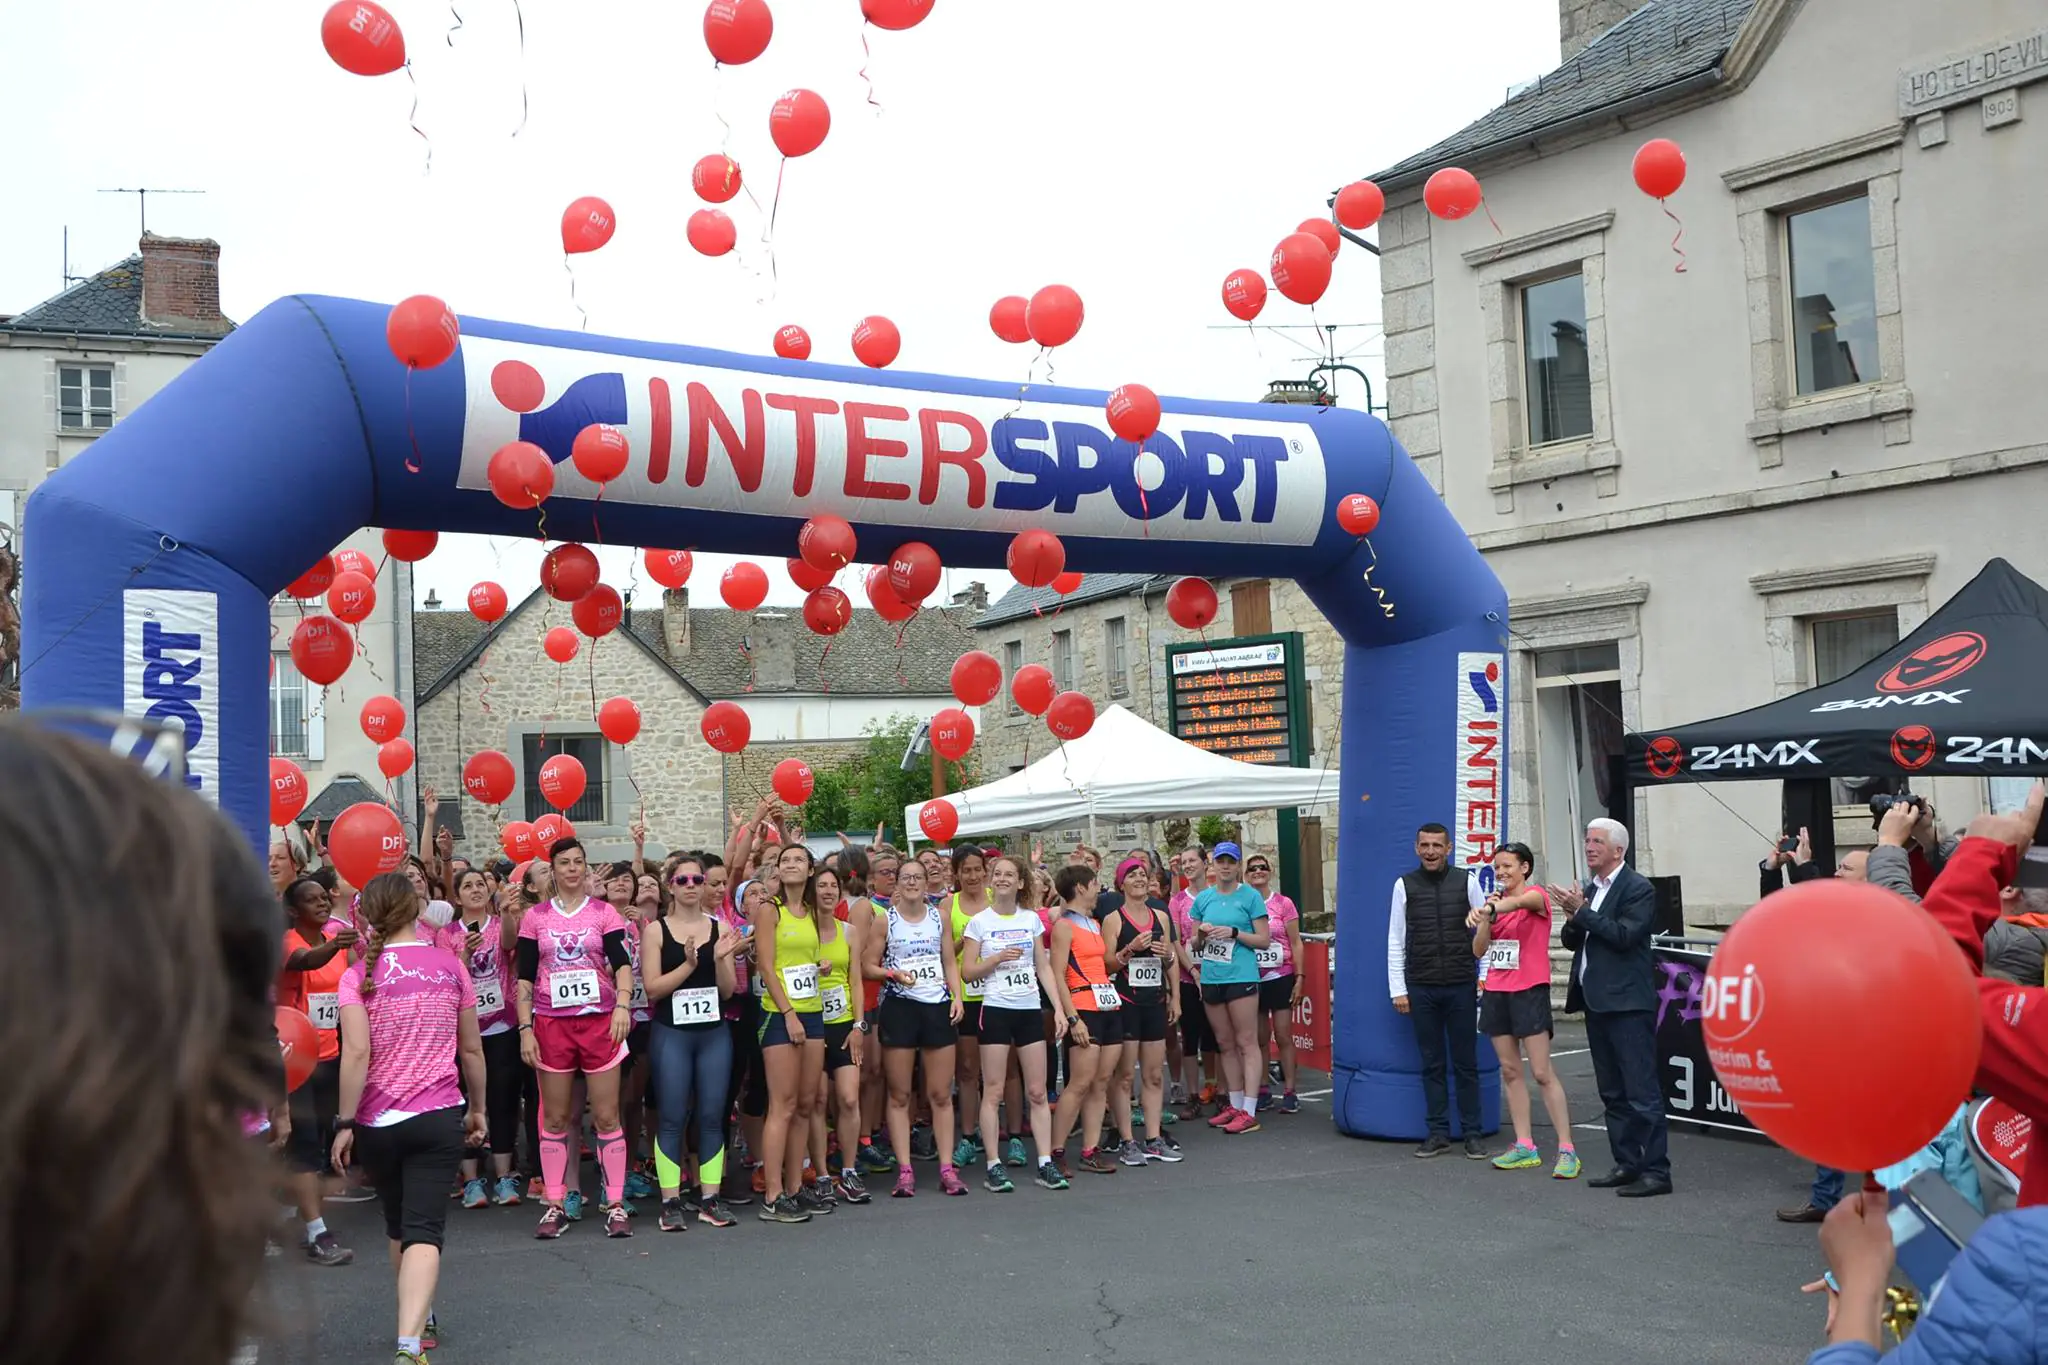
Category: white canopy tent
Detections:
[{"x1": 905, "y1": 703, "x2": 1341, "y2": 844}]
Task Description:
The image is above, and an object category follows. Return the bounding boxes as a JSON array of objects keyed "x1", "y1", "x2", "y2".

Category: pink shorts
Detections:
[{"x1": 533, "y1": 1013, "x2": 628, "y2": 1075}]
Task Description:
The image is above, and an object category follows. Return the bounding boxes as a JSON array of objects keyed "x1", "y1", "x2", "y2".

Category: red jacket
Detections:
[{"x1": 1920, "y1": 836, "x2": 2048, "y2": 1206}]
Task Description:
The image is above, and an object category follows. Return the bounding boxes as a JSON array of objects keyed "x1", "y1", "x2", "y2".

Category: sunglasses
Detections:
[
  {"x1": 671, "y1": 874, "x2": 706, "y2": 886},
  {"x1": 1247, "y1": 864, "x2": 1270, "y2": 873}
]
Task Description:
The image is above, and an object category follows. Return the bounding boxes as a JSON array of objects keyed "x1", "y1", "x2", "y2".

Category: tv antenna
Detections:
[{"x1": 98, "y1": 187, "x2": 205, "y2": 234}]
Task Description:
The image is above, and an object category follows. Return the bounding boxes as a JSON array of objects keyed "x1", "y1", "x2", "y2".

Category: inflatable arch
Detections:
[{"x1": 21, "y1": 296, "x2": 1505, "y2": 1140}]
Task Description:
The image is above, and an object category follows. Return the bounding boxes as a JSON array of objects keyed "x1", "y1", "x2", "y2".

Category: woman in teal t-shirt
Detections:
[{"x1": 1187, "y1": 842, "x2": 1271, "y2": 1135}]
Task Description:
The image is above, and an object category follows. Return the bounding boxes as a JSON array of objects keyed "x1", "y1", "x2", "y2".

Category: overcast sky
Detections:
[{"x1": 2, "y1": 0, "x2": 1558, "y2": 607}]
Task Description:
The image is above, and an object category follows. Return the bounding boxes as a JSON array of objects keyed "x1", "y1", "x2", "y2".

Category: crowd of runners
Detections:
[{"x1": 266, "y1": 801, "x2": 1318, "y2": 1362}]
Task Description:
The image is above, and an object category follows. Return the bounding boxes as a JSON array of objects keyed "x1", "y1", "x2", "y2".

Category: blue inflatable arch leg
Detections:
[{"x1": 20, "y1": 295, "x2": 1505, "y2": 1140}]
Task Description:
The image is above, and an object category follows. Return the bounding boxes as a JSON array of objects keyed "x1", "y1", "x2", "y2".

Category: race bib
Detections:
[
  {"x1": 1486, "y1": 940, "x2": 1521, "y2": 973},
  {"x1": 781, "y1": 962, "x2": 820, "y2": 1003},
  {"x1": 628, "y1": 978, "x2": 649, "y2": 1012},
  {"x1": 901, "y1": 953, "x2": 943, "y2": 989},
  {"x1": 962, "y1": 967, "x2": 985, "y2": 1000},
  {"x1": 821, "y1": 984, "x2": 849, "y2": 1019},
  {"x1": 474, "y1": 977, "x2": 504, "y2": 1017},
  {"x1": 1127, "y1": 956, "x2": 1162, "y2": 988},
  {"x1": 1090, "y1": 982, "x2": 1123, "y2": 1012},
  {"x1": 549, "y1": 968, "x2": 600, "y2": 1011},
  {"x1": 308, "y1": 992, "x2": 340, "y2": 1031},
  {"x1": 1255, "y1": 944, "x2": 1285, "y2": 972},
  {"x1": 1201, "y1": 936, "x2": 1237, "y2": 965},
  {"x1": 997, "y1": 963, "x2": 1037, "y2": 994},
  {"x1": 670, "y1": 986, "x2": 720, "y2": 1025}
]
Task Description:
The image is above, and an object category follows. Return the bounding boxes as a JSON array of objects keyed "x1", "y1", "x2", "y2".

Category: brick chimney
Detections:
[
  {"x1": 662, "y1": 586, "x2": 691, "y2": 659},
  {"x1": 950, "y1": 582, "x2": 990, "y2": 612},
  {"x1": 139, "y1": 234, "x2": 230, "y2": 334},
  {"x1": 1560, "y1": 0, "x2": 1655, "y2": 61}
]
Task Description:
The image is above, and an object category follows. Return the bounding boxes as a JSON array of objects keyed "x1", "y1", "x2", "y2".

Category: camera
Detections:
[{"x1": 1870, "y1": 792, "x2": 1928, "y2": 827}]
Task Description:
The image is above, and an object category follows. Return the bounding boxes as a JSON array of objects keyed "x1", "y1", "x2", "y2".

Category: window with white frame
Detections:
[
  {"x1": 1002, "y1": 640, "x2": 1023, "y2": 714},
  {"x1": 1520, "y1": 273, "x2": 1593, "y2": 446},
  {"x1": 1784, "y1": 196, "x2": 1879, "y2": 398},
  {"x1": 1051, "y1": 629, "x2": 1074, "y2": 692},
  {"x1": 58, "y1": 365, "x2": 114, "y2": 431},
  {"x1": 1103, "y1": 617, "x2": 1129, "y2": 697},
  {"x1": 1531, "y1": 641, "x2": 1623, "y2": 883},
  {"x1": 1809, "y1": 610, "x2": 1904, "y2": 808},
  {"x1": 268, "y1": 651, "x2": 323, "y2": 760},
  {"x1": 522, "y1": 732, "x2": 608, "y2": 824}
]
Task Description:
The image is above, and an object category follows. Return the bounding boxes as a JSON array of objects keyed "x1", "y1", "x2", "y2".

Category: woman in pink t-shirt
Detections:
[
  {"x1": 1469, "y1": 842, "x2": 1578, "y2": 1179},
  {"x1": 332, "y1": 873, "x2": 487, "y2": 1365},
  {"x1": 1245, "y1": 853, "x2": 1306, "y2": 1113}
]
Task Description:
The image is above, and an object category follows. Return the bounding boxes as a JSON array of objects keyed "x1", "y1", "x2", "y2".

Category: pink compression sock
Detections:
[
  {"x1": 540, "y1": 1131, "x2": 570, "y2": 1204},
  {"x1": 596, "y1": 1128, "x2": 628, "y2": 1205}
]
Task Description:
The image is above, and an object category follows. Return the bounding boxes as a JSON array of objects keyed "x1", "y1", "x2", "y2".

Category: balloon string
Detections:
[
  {"x1": 587, "y1": 648, "x2": 599, "y2": 722},
  {"x1": 738, "y1": 640, "x2": 756, "y2": 693},
  {"x1": 533, "y1": 497, "x2": 549, "y2": 545},
  {"x1": 445, "y1": 3, "x2": 463, "y2": 45},
  {"x1": 763, "y1": 159, "x2": 786, "y2": 290},
  {"x1": 858, "y1": 26, "x2": 884, "y2": 115},
  {"x1": 403, "y1": 370, "x2": 422, "y2": 474},
  {"x1": 1361, "y1": 537, "x2": 1396, "y2": 619},
  {"x1": 509, "y1": 0, "x2": 530, "y2": 138},
  {"x1": 818, "y1": 639, "x2": 834, "y2": 693},
  {"x1": 353, "y1": 633, "x2": 386, "y2": 685},
  {"x1": 477, "y1": 644, "x2": 494, "y2": 718},
  {"x1": 403, "y1": 62, "x2": 433, "y2": 176},
  {"x1": 893, "y1": 609, "x2": 917, "y2": 688},
  {"x1": 590, "y1": 484, "x2": 606, "y2": 547},
  {"x1": 1245, "y1": 319, "x2": 1265, "y2": 362},
  {"x1": 563, "y1": 255, "x2": 587, "y2": 331},
  {"x1": 1662, "y1": 201, "x2": 1689, "y2": 274},
  {"x1": 999, "y1": 348, "x2": 1043, "y2": 427}
]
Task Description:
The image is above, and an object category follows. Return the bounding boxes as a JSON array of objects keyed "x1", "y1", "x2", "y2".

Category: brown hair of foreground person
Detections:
[{"x1": 0, "y1": 719, "x2": 282, "y2": 1364}]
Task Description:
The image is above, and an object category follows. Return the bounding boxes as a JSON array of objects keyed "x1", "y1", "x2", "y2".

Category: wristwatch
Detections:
[
  {"x1": 856, "y1": 1020, "x2": 873, "y2": 1034},
  {"x1": 332, "y1": 1118, "x2": 356, "y2": 1132}
]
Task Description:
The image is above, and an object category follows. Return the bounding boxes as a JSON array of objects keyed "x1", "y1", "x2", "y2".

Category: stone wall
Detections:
[{"x1": 1559, "y1": 0, "x2": 1655, "y2": 60}]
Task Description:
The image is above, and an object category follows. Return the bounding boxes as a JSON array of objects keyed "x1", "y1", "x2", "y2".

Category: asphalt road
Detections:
[{"x1": 255, "y1": 1023, "x2": 1835, "y2": 1365}]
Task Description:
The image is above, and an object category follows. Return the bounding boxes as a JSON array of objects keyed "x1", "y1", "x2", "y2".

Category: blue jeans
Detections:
[
  {"x1": 1811, "y1": 1165, "x2": 1845, "y2": 1211},
  {"x1": 1407, "y1": 982, "x2": 1481, "y2": 1137}
]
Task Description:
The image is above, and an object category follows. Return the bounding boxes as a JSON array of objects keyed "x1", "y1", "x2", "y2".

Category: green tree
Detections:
[
  {"x1": 1195, "y1": 814, "x2": 1241, "y2": 848},
  {"x1": 837, "y1": 713, "x2": 974, "y2": 842}
]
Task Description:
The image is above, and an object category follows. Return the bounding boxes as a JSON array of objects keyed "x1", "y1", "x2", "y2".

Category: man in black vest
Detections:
[{"x1": 1387, "y1": 822, "x2": 1489, "y2": 1157}]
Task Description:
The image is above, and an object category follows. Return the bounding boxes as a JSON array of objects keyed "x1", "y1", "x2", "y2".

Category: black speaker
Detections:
[{"x1": 1649, "y1": 875, "x2": 1684, "y2": 937}]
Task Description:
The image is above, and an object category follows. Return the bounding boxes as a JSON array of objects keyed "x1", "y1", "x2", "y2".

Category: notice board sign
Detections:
[{"x1": 1165, "y1": 633, "x2": 1309, "y2": 768}]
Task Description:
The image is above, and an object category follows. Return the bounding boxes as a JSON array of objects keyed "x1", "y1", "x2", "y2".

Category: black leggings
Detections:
[
  {"x1": 728, "y1": 997, "x2": 767, "y2": 1119},
  {"x1": 465, "y1": 1029, "x2": 522, "y2": 1159},
  {"x1": 355, "y1": 1106, "x2": 466, "y2": 1250},
  {"x1": 650, "y1": 1024, "x2": 734, "y2": 1190}
]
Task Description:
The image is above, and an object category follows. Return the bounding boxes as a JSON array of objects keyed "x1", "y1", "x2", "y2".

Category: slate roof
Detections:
[
  {"x1": 0, "y1": 253, "x2": 237, "y2": 340},
  {"x1": 1366, "y1": 0, "x2": 1757, "y2": 189},
  {"x1": 303, "y1": 774, "x2": 390, "y2": 823},
  {"x1": 977, "y1": 574, "x2": 1168, "y2": 629}
]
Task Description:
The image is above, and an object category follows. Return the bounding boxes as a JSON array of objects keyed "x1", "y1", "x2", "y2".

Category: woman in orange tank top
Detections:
[{"x1": 1047, "y1": 865, "x2": 1122, "y2": 1178}]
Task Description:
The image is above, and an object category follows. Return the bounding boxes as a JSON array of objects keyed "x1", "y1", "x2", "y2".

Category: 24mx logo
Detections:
[
  {"x1": 1685, "y1": 740, "x2": 1821, "y2": 773},
  {"x1": 1944, "y1": 735, "x2": 2048, "y2": 766}
]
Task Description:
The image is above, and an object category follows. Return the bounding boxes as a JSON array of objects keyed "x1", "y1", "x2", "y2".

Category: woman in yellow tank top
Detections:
[
  {"x1": 750, "y1": 841, "x2": 826, "y2": 1223},
  {"x1": 806, "y1": 866, "x2": 873, "y2": 1204},
  {"x1": 948, "y1": 846, "x2": 995, "y2": 1168}
]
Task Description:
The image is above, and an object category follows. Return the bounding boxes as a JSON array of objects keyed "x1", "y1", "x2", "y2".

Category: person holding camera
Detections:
[{"x1": 1760, "y1": 827, "x2": 1828, "y2": 900}]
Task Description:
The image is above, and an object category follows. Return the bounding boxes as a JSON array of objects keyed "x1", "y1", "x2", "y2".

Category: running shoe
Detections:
[
  {"x1": 305, "y1": 1232, "x2": 353, "y2": 1266},
  {"x1": 1198, "y1": 1083, "x2": 1218, "y2": 1105},
  {"x1": 461, "y1": 1178, "x2": 489, "y2": 1209},
  {"x1": 750, "y1": 1164, "x2": 768, "y2": 1196},
  {"x1": 658, "y1": 1198, "x2": 689, "y2": 1232},
  {"x1": 534, "y1": 1205, "x2": 568, "y2": 1240},
  {"x1": 526, "y1": 1176, "x2": 546, "y2": 1200},
  {"x1": 1463, "y1": 1136, "x2": 1488, "y2": 1160},
  {"x1": 625, "y1": 1170, "x2": 658, "y2": 1202},
  {"x1": 1256, "y1": 1088, "x2": 1272, "y2": 1112},
  {"x1": 697, "y1": 1196, "x2": 738, "y2": 1227},
  {"x1": 891, "y1": 1170, "x2": 916, "y2": 1198},
  {"x1": 857, "y1": 1141, "x2": 896, "y2": 1174},
  {"x1": 1278, "y1": 1092, "x2": 1301, "y2": 1115},
  {"x1": 834, "y1": 1171, "x2": 873, "y2": 1205},
  {"x1": 1159, "y1": 1131, "x2": 1184, "y2": 1156},
  {"x1": 910, "y1": 1124, "x2": 937, "y2": 1162},
  {"x1": 1168, "y1": 1081, "x2": 1188, "y2": 1105},
  {"x1": 1414, "y1": 1134, "x2": 1451, "y2": 1158},
  {"x1": 492, "y1": 1175, "x2": 523, "y2": 1206},
  {"x1": 395, "y1": 1353, "x2": 426, "y2": 1365},
  {"x1": 1174, "y1": 1100, "x2": 1203, "y2": 1123},
  {"x1": 1077, "y1": 1149, "x2": 1118, "y2": 1175},
  {"x1": 1004, "y1": 1136, "x2": 1029, "y2": 1168},
  {"x1": 680, "y1": 1189, "x2": 703, "y2": 1214},
  {"x1": 1159, "y1": 1106, "x2": 1178, "y2": 1127},
  {"x1": 1207, "y1": 1107, "x2": 1236, "y2": 1129},
  {"x1": 985, "y1": 1164, "x2": 1015, "y2": 1193},
  {"x1": 953, "y1": 1136, "x2": 978, "y2": 1166},
  {"x1": 563, "y1": 1191, "x2": 586, "y2": 1221},
  {"x1": 1553, "y1": 1150, "x2": 1583, "y2": 1180},
  {"x1": 796, "y1": 1182, "x2": 836, "y2": 1215},
  {"x1": 1222, "y1": 1108, "x2": 1261, "y2": 1135},
  {"x1": 1143, "y1": 1137, "x2": 1183, "y2": 1164},
  {"x1": 759, "y1": 1194, "x2": 812, "y2": 1223},
  {"x1": 1492, "y1": 1142, "x2": 1542, "y2": 1171},
  {"x1": 421, "y1": 1315, "x2": 438, "y2": 1349},
  {"x1": 604, "y1": 1203, "x2": 633, "y2": 1238},
  {"x1": 1118, "y1": 1140, "x2": 1148, "y2": 1168},
  {"x1": 938, "y1": 1165, "x2": 968, "y2": 1196},
  {"x1": 1036, "y1": 1160, "x2": 1069, "y2": 1190},
  {"x1": 719, "y1": 1171, "x2": 755, "y2": 1207},
  {"x1": 1051, "y1": 1151, "x2": 1072, "y2": 1181},
  {"x1": 619, "y1": 1198, "x2": 639, "y2": 1218},
  {"x1": 1131, "y1": 1104, "x2": 1147, "y2": 1128}
]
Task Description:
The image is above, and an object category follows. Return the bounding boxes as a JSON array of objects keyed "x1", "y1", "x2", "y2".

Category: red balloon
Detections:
[
  {"x1": 270, "y1": 758, "x2": 309, "y2": 826},
  {"x1": 290, "y1": 616, "x2": 353, "y2": 686},
  {"x1": 538, "y1": 754, "x2": 587, "y2": 810},
  {"x1": 488, "y1": 441, "x2": 555, "y2": 508},
  {"x1": 572, "y1": 583, "x2": 624, "y2": 638},
  {"x1": 772, "y1": 758, "x2": 815, "y2": 805},
  {"x1": 1632, "y1": 138, "x2": 1686, "y2": 199},
  {"x1": 887, "y1": 541, "x2": 941, "y2": 603},
  {"x1": 950, "y1": 650, "x2": 1001, "y2": 707},
  {"x1": 359, "y1": 694, "x2": 406, "y2": 744},
  {"x1": 1334, "y1": 180, "x2": 1385, "y2": 231},
  {"x1": 1006, "y1": 529, "x2": 1065, "y2": 588},
  {"x1": 721, "y1": 561, "x2": 770, "y2": 611},
  {"x1": 687, "y1": 208, "x2": 737, "y2": 258},
  {"x1": 1270, "y1": 232, "x2": 1333, "y2": 306},
  {"x1": 769, "y1": 88, "x2": 830, "y2": 157},
  {"x1": 704, "y1": 0, "x2": 772, "y2": 63},
  {"x1": 467, "y1": 580, "x2": 509, "y2": 622},
  {"x1": 787, "y1": 557, "x2": 832, "y2": 593},
  {"x1": 1106, "y1": 383, "x2": 1161, "y2": 443},
  {"x1": 1423, "y1": 167, "x2": 1482, "y2": 221},
  {"x1": 327, "y1": 571, "x2": 376, "y2": 625},
  {"x1": 798, "y1": 514, "x2": 857, "y2": 572},
  {"x1": 541, "y1": 543, "x2": 600, "y2": 603},
  {"x1": 561, "y1": 196, "x2": 617, "y2": 255},
  {"x1": 598, "y1": 697, "x2": 642, "y2": 745},
  {"x1": 1222, "y1": 269, "x2": 1267, "y2": 323},
  {"x1": 544, "y1": 627, "x2": 580, "y2": 664},
  {"x1": 803, "y1": 585, "x2": 852, "y2": 636},
  {"x1": 930, "y1": 707, "x2": 975, "y2": 761},
  {"x1": 917, "y1": 798, "x2": 959, "y2": 844},
  {"x1": 571, "y1": 424, "x2": 629, "y2": 483},
  {"x1": 492, "y1": 360, "x2": 545, "y2": 413},
  {"x1": 989, "y1": 295, "x2": 1031, "y2": 344},
  {"x1": 385, "y1": 294, "x2": 458, "y2": 370},
  {"x1": 1025, "y1": 284, "x2": 1083, "y2": 348},
  {"x1": 320, "y1": 0, "x2": 405, "y2": 76},
  {"x1": 501, "y1": 820, "x2": 537, "y2": 861},
  {"x1": 1297, "y1": 218, "x2": 1342, "y2": 259},
  {"x1": 463, "y1": 750, "x2": 516, "y2": 805},
  {"x1": 1166, "y1": 576, "x2": 1218, "y2": 629},
  {"x1": 851, "y1": 315, "x2": 900, "y2": 368},
  {"x1": 1335, "y1": 492, "x2": 1381, "y2": 536},
  {"x1": 645, "y1": 549, "x2": 694, "y2": 589},
  {"x1": 329, "y1": 800, "x2": 406, "y2": 887},
  {"x1": 377, "y1": 738, "x2": 415, "y2": 779},
  {"x1": 774, "y1": 324, "x2": 811, "y2": 360},
  {"x1": 287, "y1": 555, "x2": 337, "y2": 600},
  {"x1": 531, "y1": 813, "x2": 573, "y2": 856},
  {"x1": 862, "y1": 0, "x2": 933, "y2": 30},
  {"x1": 334, "y1": 548, "x2": 375, "y2": 579},
  {"x1": 692, "y1": 153, "x2": 743, "y2": 203},
  {"x1": 277, "y1": 1007, "x2": 318, "y2": 1092},
  {"x1": 701, "y1": 701, "x2": 751, "y2": 753},
  {"x1": 1011, "y1": 664, "x2": 1055, "y2": 717},
  {"x1": 381, "y1": 528, "x2": 438, "y2": 562},
  {"x1": 1702, "y1": 877, "x2": 1981, "y2": 1170},
  {"x1": 864, "y1": 566, "x2": 916, "y2": 623},
  {"x1": 1046, "y1": 691, "x2": 1096, "y2": 742},
  {"x1": 1051, "y1": 572, "x2": 1083, "y2": 595}
]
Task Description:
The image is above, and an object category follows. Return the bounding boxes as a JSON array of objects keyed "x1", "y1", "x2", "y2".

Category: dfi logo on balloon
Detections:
[{"x1": 1699, "y1": 962, "x2": 1767, "y2": 1042}]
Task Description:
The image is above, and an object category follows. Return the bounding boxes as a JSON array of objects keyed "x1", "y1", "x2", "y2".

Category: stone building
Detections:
[
  {"x1": 1362, "y1": 0, "x2": 2048, "y2": 922},
  {"x1": 413, "y1": 584, "x2": 976, "y2": 865}
]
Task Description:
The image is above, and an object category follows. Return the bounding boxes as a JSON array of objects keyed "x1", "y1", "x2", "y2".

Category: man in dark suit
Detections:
[{"x1": 1551, "y1": 818, "x2": 1670, "y2": 1197}]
